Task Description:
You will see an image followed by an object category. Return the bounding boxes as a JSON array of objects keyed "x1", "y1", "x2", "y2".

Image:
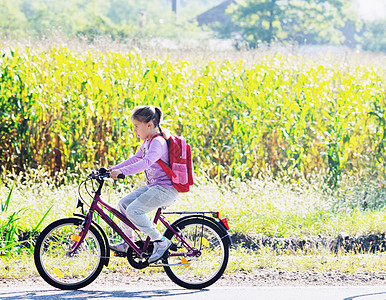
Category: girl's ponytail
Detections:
[
  {"x1": 158, "y1": 125, "x2": 172, "y2": 140},
  {"x1": 154, "y1": 107, "x2": 163, "y2": 127},
  {"x1": 155, "y1": 107, "x2": 172, "y2": 140}
]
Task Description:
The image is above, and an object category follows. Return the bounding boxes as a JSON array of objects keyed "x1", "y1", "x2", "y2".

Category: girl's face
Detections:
[{"x1": 132, "y1": 119, "x2": 156, "y2": 140}]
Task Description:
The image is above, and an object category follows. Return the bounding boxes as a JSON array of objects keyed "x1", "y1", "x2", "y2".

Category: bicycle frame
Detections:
[{"x1": 70, "y1": 177, "x2": 198, "y2": 259}]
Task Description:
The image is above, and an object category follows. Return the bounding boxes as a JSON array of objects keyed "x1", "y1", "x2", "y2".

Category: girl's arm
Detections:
[
  {"x1": 118, "y1": 138, "x2": 165, "y2": 176},
  {"x1": 110, "y1": 143, "x2": 143, "y2": 171}
]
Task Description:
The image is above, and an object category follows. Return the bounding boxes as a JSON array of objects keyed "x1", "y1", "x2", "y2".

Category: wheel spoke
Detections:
[
  {"x1": 163, "y1": 218, "x2": 229, "y2": 289},
  {"x1": 34, "y1": 218, "x2": 106, "y2": 290}
]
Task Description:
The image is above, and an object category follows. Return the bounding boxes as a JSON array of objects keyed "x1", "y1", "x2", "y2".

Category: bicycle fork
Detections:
[{"x1": 67, "y1": 210, "x2": 94, "y2": 256}]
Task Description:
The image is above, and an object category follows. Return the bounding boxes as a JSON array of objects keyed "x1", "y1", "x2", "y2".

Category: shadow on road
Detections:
[
  {"x1": 344, "y1": 291, "x2": 386, "y2": 300},
  {"x1": 0, "y1": 288, "x2": 207, "y2": 299}
]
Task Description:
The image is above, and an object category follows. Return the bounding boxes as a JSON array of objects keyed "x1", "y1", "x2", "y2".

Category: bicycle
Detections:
[{"x1": 34, "y1": 167, "x2": 231, "y2": 290}]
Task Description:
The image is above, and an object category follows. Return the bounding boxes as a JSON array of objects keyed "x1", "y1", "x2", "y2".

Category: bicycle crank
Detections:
[{"x1": 127, "y1": 241, "x2": 153, "y2": 269}]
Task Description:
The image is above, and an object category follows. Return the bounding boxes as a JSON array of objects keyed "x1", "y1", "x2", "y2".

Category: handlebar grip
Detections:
[{"x1": 117, "y1": 174, "x2": 125, "y2": 179}]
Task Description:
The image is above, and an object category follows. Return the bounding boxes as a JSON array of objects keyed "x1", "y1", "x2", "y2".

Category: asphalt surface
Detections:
[{"x1": 0, "y1": 285, "x2": 386, "y2": 300}]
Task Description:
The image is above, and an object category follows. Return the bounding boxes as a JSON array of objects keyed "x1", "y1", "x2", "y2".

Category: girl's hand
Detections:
[{"x1": 110, "y1": 169, "x2": 122, "y2": 180}]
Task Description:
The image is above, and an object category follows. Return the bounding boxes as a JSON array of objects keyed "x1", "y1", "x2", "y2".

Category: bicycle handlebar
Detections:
[{"x1": 89, "y1": 167, "x2": 126, "y2": 180}]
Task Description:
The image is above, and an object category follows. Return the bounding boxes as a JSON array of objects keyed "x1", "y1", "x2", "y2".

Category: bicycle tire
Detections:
[
  {"x1": 163, "y1": 217, "x2": 229, "y2": 289},
  {"x1": 34, "y1": 218, "x2": 106, "y2": 290}
]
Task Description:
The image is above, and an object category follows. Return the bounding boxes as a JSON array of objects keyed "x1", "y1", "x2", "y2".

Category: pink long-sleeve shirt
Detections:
[{"x1": 111, "y1": 136, "x2": 173, "y2": 188}]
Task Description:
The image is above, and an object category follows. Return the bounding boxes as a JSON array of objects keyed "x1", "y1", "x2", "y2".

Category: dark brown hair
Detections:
[
  {"x1": 131, "y1": 105, "x2": 162, "y2": 127},
  {"x1": 131, "y1": 105, "x2": 171, "y2": 139}
]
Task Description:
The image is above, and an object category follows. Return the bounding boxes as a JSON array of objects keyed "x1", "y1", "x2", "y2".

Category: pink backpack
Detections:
[{"x1": 150, "y1": 135, "x2": 194, "y2": 192}]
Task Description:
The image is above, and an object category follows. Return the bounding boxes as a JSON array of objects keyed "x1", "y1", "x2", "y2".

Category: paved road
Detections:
[{"x1": 0, "y1": 285, "x2": 385, "y2": 300}]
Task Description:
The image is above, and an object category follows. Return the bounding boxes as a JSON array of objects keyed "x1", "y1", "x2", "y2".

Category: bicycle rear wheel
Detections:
[
  {"x1": 34, "y1": 218, "x2": 106, "y2": 290},
  {"x1": 163, "y1": 217, "x2": 229, "y2": 289}
]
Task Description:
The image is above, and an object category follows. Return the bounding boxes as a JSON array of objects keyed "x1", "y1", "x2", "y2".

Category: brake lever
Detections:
[
  {"x1": 102, "y1": 173, "x2": 125, "y2": 180},
  {"x1": 88, "y1": 169, "x2": 125, "y2": 180},
  {"x1": 99, "y1": 173, "x2": 110, "y2": 179}
]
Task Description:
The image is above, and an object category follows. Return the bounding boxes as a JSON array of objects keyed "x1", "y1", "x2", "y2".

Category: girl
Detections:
[{"x1": 109, "y1": 105, "x2": 178, "y2": 263}]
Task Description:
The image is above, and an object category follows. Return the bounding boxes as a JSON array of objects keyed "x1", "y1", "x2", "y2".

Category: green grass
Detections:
[
  {"x1": 0, "y1": 169, "x2": 385, "y2": 278},
  {"x1": 1, "y1": 169, "x2": 385, "y2": 240}
]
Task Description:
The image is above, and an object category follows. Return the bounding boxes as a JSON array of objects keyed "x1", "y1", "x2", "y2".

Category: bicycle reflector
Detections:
[
  {"x1": 70, "y1": 234, "x2": 81, "y2": 242},
  {"x1": 53, "y1": 267, "x2": 64, "y2": 278},
  {"x1": 181, "y1": 257, "x2": 190, "y2": 268},
  {"x1": 220, "y1": 218, "x2": 230, "y2": 230},
  {"x1": 200, "y1": 237, "x2": 210, "y2": 247}
]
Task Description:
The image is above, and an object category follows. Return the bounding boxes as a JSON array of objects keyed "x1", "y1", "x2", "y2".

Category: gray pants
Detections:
[{"x1": 117, "y1": 185, "x2": 178, "y2": 240}]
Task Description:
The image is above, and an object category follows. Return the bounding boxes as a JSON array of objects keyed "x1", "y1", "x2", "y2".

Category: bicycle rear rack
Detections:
[{"x1": 162, "y1": 211, "x2": 220, "y2": 218}]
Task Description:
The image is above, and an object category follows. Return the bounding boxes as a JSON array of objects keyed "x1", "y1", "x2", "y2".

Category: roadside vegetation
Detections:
[
  {"x1": 0, "y1": 42, "x2": 385, "y2": 279},
  {"x1": 1, "y1": 168, "x2": 385, "y2": 278}
]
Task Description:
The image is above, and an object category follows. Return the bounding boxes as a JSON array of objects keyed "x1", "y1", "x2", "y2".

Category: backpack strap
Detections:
[
  {"x1": 147, "y1": 134, "x2": 163, "y2": 148},
  {"x1": 147, "y1": 134, "x2": 177, "y2": 179},
  {"x1": 157, "y1": 159, "x2": 177, "y2": 179},
  {"x1": 180, "y1": 137, "x2": 186, "y2": 160}
]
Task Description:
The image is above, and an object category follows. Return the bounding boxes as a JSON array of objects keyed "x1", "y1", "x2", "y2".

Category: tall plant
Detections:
[
  {"x1": 0, "y1": 183, "x2": 52, "y2": 254},
  {"x1": 0, "y1": 46, "x2": 385, "y2": 185}
]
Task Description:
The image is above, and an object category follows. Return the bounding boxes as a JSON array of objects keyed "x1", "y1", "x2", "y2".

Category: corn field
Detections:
[{"x1": 0, "y1": 46, "x2": 385, "y2": 184}]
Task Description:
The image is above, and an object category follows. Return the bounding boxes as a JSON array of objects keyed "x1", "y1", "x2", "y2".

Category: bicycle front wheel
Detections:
[
  {"x1": 163, "y1": 217, "x2": 229, "y2": 289},
  {"x1": 34, "y1": 218, "x2": 106, "y2": 290}
]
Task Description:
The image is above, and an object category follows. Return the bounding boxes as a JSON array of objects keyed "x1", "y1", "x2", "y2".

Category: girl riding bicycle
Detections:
[{"x1": 109, "y1": 105, "x2": 178, "y2": 263}]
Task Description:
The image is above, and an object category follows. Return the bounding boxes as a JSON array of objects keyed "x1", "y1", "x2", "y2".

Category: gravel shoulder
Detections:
[{"x1": 1, "y1": 271, "x2": 385, "y2": 289}]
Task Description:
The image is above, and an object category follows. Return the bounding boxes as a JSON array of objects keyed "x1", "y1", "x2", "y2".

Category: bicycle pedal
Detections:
[
  {"x1": 170, "y1": 243, "x2": 177, "y2": 251},
  {"x1": 113, "y1": 251, "x2": 127, "y2": 257}
]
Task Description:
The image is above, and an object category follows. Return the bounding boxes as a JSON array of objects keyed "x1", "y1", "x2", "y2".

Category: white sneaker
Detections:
[
  {"x1": 148, "y1": 237, "x2": 172, "y2": 263},
  {"x1": 110, "y1": 241, "x2": 129, "y2": 253}
]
